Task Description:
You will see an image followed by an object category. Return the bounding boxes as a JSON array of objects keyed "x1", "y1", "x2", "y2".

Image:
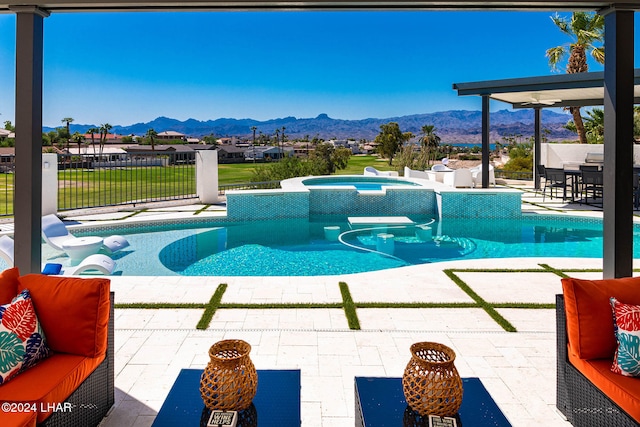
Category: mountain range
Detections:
[{"x1": 48, "y1": 109, "x2": 577, "y2": 144}]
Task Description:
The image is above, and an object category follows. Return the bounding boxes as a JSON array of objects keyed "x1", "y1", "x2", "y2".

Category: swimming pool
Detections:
[{"x1": 35, "y1": 214, "x2": 640, "y2": 276}]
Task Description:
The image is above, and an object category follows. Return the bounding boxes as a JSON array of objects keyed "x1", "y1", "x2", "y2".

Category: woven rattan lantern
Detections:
[
  {"x1": 402, "y1": 342, "x2": 463, "y2": 417},
  {"x1": 200, "y1": 339, "x2": 258, "y2": 411}
]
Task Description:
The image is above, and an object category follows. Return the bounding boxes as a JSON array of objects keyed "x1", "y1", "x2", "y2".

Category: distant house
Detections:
[
  {"x1": 293, "y1": 142, "x2": 313, "y2": 157},
  {"x1": 327, "y1": 139, "x2": 361, "y2": 154},
  {"x1": 0, "y1": 147, "x2": 15, "y2": 173},
  {"x1": 216, "y1": 137, "x2": 242, "y2": 146},
  {"x1": 185, "y1": 144, "x2": 216, "y2": 151},
  {"x1": 67, "y1": 146, "x2": 128, "y2": 161},
  {"x1": 156, "y1": 131, "x2": 186, "y2": 141},
  {"x1": 82, "y1": 133, "x2": 123, "y2": 144},
  {"x1": 217, "y1": 144, "x2": 246, "y2": 164},
  {"x1": 249, "y1": 146, "x2": 294, "y2": 161},
  {"x1": 125, "y1": 145, "x2": 195, "y2": 164}
]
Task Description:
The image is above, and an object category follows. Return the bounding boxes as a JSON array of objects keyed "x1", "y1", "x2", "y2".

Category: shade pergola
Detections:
[
  {"x1": 454, "y1": 70, "x2": 640, "y2": 109},
  {"x1": 1, "y1": 1, "x2": 638, "y2": 279},
  {"x1": 453, "y1": 69, "x2": 640, "y2": 188}
]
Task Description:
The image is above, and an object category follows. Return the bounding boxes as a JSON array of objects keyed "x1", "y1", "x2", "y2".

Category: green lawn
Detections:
[
  {"x1": 335, "y1": 155, "x2": 396, "y2": 175},
  {"x1": 217, "y1": 154, "x2": 393, "y2": 183}
]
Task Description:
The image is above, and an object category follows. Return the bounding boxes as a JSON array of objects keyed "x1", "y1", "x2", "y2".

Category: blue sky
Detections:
[{"x1": 0, "y1": 11, "x2": 638, "y2": 128}]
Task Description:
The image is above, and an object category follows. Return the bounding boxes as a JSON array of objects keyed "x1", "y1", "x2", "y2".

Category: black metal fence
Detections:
[
  {"x1": 57, "y1": 152, "x2": 197, "y2": 211},
  {"x1": 0, "y1": 155, "x2": 14, "y2": 217},
  {"x1": 495, "y1": 169, "x2": 533, "y2": 181}
]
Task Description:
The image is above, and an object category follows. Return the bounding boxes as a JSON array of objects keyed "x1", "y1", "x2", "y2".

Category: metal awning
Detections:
[
  {"x1": 453, "y1": 69, "x2": 640, "y2": 109},
  {"x1": 0, "y1": 0, "x2": 626, "y2": 13}
]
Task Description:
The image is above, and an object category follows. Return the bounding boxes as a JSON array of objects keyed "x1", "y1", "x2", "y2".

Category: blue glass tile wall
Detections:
[
  {"x1": 439, "y1": 192, "x2": 521, "y2": 219},
  {"x1": 308, "y1": 188, "x2": 436, "y2": 216},
  {"x1": 226, "y1": 191, "x2": 310, "y2": 220}
]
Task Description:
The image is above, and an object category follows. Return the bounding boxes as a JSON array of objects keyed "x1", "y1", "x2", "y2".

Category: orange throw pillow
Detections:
[
  {"x1": 17, "y1": 275, "x2": 110, "y2": 358},
  {"x1": 0, "y1": 267, "x2": 20, "y2": 305},
  {"x1": 562, "y1": 276, "x2": 640, "y2": 360}
]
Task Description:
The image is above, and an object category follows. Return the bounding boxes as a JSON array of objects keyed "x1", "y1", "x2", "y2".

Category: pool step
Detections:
[
  {"x1": 348, "y1": 216, "x2": 415, "y2": 227},
  {"x1": 348, "y1": 217, "x2": 416, "y2": 235}
]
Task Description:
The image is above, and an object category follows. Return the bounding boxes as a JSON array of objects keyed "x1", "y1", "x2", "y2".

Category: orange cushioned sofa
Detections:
[
  {"x1": 0, "y1": 267, "x2": 114, "y2": 427},
  {"x1": 557, "y1": 276, "x2": 640, "y2": 426}
]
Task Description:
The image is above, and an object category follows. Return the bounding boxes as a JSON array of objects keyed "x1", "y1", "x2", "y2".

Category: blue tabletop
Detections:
[
  {"x1": 355, "y1": 377, "x2": 512, "y2": 426},
  {"x1": 152, "y1": 369, "x2": 301, "y2": 427}
]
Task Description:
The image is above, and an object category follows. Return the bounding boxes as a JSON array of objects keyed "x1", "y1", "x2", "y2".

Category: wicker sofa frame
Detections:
[
  {"x1": 556, "y1": 294, "x2": 638, "y2": 426},
  {"x1": 40, "y1": 291, "x2": 115, "y2": 427}
]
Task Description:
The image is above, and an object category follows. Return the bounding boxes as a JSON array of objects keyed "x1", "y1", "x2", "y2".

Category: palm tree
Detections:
[
  {"x1": 250, "y1": 126, "x2": 257, "y2": 163},
  {"x1": 71, "y1": 131, "x2": 85, "y2": 154},
  {"x1": 273, "y1": 129, "x2": 280, "y2": 159},
  {"x1": 280, "y1": 126, "x2": 286, "y2": 159},
  {"x1": 546, "y1": 12, "x2": 604, "y2": 144},
  {"x1": 87, "y1": 127, "x2": 100, "y2": 157},
  {"x1": 99, "y1": 123, "x2": 112, "y2": 159},
  {"x1": 146, "y1": 128, "x2": 158, "y2": 151},
  {"x1": 419, "y1": 124, "x2": 441, "y2": 165},
  {"x1": 583, "y1": 108, "x2": 605, "y2": 144},
  {"x1": 61, "y1": 117, "x2": 74, "y2": 151}
]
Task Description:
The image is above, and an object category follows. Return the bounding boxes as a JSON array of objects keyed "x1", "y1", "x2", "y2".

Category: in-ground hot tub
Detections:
[
  {"x1": 299, "y1": 175, "x2": 423, "y2": 191},
  {"x1": 226, "y1": 174, "x2": 522, "y2": 221}
]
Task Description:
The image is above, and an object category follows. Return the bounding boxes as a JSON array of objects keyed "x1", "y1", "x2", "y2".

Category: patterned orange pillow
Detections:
[
  {"x1": 0, "y1": 289, "x2": 51, "y2": 384},
  {"x1": 610, "y1": 297, "x2": 640, "y2": 376}
]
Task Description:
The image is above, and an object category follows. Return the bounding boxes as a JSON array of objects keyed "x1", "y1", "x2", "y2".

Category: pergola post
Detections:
[
  {"x1": 602, "y1": 7, "x2": 635, "y2": 279},
  {"x1": 12, "y1": 6, "x2": 49, "y2": 274},
  {"x1": 481, "y1": 95, "x2": 490, "y2": 188},
  {"x1": 534, "y1": 107, "x2": 542, "y2": 190}
]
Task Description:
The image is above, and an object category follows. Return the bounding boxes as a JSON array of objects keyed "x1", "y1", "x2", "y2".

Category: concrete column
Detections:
[
  {"x1": 196, "y1": 150, "x2": 219, "y2": 204},
  {"x1": 12, "y1": 7, "x2": 49, "y2": 274},
  {"x1": 602, "y1": 8, "x2": 635, "y2": 279},
  {"x1": 41, "y1": 153, "x2": 57, "y2": 215},
  {"x1": 481, "y1": 95, "x2": 490, "y2": 188},
  {"x1": 534, "y1": 107, "x2": 542, "y2": 190}
]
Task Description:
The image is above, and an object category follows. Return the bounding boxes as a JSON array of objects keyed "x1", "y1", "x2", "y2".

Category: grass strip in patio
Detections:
[
  {"x1": 219, "y1": 303, "x2": 343, "y2": 309},
  {"x1": 339, "y1": 281, "x2": 361, "y2": 330},
  {"x1": 444, "y1": 269, "x2": 517, "y2": 332},
  {"x1": 538, "y1": 263, "x2": 571, "y2": 278},
  {"x1": 114, "y1": 302, "x2": 207, "y2": 309},
  {"x1": 194, "y1": 205, "x2": 211, "y2": 215},
  {"x1": 492, "y1": 302, "x2": 555, "y2": 309},
  {"x1": 357, "y1": 302, "x2": 478, "y2": 308},
  {"x1": 197, "y1": 283, "x2": 228, "y2": 330}
]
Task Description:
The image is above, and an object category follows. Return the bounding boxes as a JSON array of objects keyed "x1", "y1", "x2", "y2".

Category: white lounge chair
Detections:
[
  {"x1": 42, "y1": 214, "x2": 130, "y2": 261},
  {"x1": 363, "y1": 166, "x2": 399, "y2": 177},
  {"x1": 0, "y1": 235, "x2": 14, "y2": 266},
  {"x1": 431, "y1": 164, "x2": 453, "y2": 172},
  {"x1": 0, "y1": 235, "x2": 116, "y2": 275},
  {"x1": 61, "y1": 254, "x2": 116, "y2": 275},
  {"x1": 443, "y1": 168, "x2": 474, "y2": 188},
  {"x1": 470, "y1": 164, "x2": 496, "y2": 187}
]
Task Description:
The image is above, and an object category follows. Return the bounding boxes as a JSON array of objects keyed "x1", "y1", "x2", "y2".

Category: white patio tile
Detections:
[
  {"x1": 357, "y1": 308, "x2": 505, "y2": 331},
  {"x1": 497, "y1": 308, "x2": 556, "y2": 332},
  {"x1": 455, "y1": 271, "x2": 562, "y2": 304}
]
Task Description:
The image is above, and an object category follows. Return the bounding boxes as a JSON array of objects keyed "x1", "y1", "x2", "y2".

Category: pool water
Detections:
[
  {"x1": 302, "y1": 176, "x2": 420, "y2": 191},
  {"x1": 37, "y1": 215, "x2": 640, "y2": 276}
]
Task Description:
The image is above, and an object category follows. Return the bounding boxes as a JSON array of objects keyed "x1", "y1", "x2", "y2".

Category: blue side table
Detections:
[
  {"x1": 152, "y1": 369, "x2": 301, "y2": 426},
  {"x1": 355, "y1": 377, "x2": 512, "y2": 426}
]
